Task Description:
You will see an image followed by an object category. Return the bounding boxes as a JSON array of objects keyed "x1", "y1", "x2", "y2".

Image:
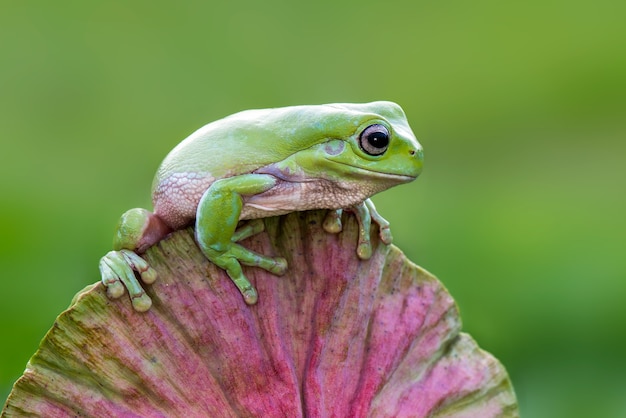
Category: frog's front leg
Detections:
[
  {"x1": 323, "y1": 198, "x2": 393, "y2": 260},
  {"x1": 195, "y1": 174, "x2": 288, "y2": 305}
]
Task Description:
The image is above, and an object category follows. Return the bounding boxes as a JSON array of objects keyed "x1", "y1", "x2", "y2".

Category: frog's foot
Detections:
[
  {"x1": 332, "y1": 199, "x2": 393, "y2": 260},
  {"x1": 206, "y1": 243, "x2": 287, "y2": 305},
  {"x1": 99, "y1": 249, "x2": 157, "y2": 312}
]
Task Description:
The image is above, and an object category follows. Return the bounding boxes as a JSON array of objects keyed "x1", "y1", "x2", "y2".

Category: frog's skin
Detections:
[{"x1": 99, "y1": 101, "x2": 423, "y2": 311}]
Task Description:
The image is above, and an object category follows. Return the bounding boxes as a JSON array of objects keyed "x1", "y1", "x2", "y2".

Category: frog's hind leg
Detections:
[{"x1": 99, "y1": 208, "x2": 171, "y2": 311}]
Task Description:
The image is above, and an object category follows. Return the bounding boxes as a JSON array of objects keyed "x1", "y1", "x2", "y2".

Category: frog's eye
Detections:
[{"x1": 359, "y1": 124, "x2": 390, "y2": 156}]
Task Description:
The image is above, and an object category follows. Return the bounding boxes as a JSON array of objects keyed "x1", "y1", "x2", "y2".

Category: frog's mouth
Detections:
[
  {"x1": 333, "y1": 162, "x2": 418, "y2": 184},
  {"x1": 256, "y1": 161, "x2": 417, "y2": 184}
]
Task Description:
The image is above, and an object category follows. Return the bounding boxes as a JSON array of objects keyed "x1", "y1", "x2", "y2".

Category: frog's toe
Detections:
[
  {"x1": 365, "y1": 198, "x2": 393, "y2": 245},
  {"x1": 229, "y1": 243, "x2": 289, "y2": 276},
  {"x1": 242, "y1": 287, "x2": 258, "y2": 305},
  {"x1": 269, "y1": 256, "x2": 288, "y2": 275},
  {"x1": 249, "y1": 253, "x2": 288, "y2": 276},
  {"x1": 120, "y1": 249, "x2": 158, "y2": 284},
  {"x1": 106, "y1": 281, "x2": 126, "y2": 299},
  {"x1": 357, "y1": 241, "x2": 373, "y2": 260},
  {"x1": 323, "y1": 209, "x2": 343, "y2": 234},
  {"x1": 378, "y1": 224, "x2": 393, "y2": 245},
  {"x1": 99, "y1": 253, "x2": 126, "y2": 298},
  {"x1": 131, "y1": 293, "x2": 153, "y2": 312}
]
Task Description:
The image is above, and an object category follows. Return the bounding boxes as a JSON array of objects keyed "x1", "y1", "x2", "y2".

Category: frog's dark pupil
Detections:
[
  {"x1": 359, "y1": 124, "x2": 390, "y2": 156},
  {"x1": 369, "y1": 132, "x2": 389, "y2": 148}
]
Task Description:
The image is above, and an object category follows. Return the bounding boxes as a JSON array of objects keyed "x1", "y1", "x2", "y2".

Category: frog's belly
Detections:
[
  {"x1": 154, "y1": 174, "x2": 381, "y2": 228},
  {"x1": 240, "y1": 178, "x2": 372, "y2": 220}
]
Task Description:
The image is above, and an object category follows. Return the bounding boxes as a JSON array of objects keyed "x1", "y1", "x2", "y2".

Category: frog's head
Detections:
[{"x1": 297, "y1": 101, "x2": 423, "y2": 187}]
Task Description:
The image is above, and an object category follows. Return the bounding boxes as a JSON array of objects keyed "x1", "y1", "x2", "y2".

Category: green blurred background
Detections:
[{"x1": 1, "y1": 1, "x2": 625, "y2": 416}]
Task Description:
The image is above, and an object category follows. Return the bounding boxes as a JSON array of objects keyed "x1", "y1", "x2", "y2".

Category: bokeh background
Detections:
[{"x1": 1, "y1": 1, "x2": 624, "y2": 416}]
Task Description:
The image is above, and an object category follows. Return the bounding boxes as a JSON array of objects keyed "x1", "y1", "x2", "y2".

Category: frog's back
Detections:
[{"x1": 151, "y1": 101, "x2": 407, "y2": 229}]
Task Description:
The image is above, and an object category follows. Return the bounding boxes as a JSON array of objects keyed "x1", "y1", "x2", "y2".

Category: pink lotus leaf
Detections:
[{"x1": 2, "y1": 210, "x2": 518, "y2": 417}]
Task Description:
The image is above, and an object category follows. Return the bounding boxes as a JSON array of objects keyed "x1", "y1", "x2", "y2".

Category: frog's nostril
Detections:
[{"x1": 409, "y1": 149, "x2": 416, "y2": 156}]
